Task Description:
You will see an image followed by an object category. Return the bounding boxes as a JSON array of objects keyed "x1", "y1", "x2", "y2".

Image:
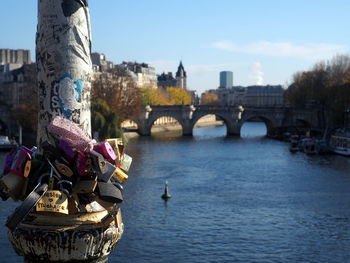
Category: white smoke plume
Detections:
[{"x1": 251, "y1": 62, "x2": 264, "y2": 85}]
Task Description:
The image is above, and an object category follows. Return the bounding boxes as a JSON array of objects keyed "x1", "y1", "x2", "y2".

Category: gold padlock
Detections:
[
  {"x1": 56, "y1": 163, "x2": 73, "y2": 178},
  {"x1": 23, "y1": 161, "x2": 31, "y2": 178},
  {"x1": 36, "y1": 190, "x2": 69, "y2": 214},
  {"x1": 113, "y1": 167, "x2": 128, "y2": 184}
]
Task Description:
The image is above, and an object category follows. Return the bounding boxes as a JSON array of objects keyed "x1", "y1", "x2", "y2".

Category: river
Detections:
[{"x1": 1, "y1": 122, "x2": 350, "y2": 262}]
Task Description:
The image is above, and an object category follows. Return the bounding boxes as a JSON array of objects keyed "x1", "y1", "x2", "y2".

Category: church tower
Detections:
[{"x1": 176, "y1": 61, "x2": 187, "y2": 89}]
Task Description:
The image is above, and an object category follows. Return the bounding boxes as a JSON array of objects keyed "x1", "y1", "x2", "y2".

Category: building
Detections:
[
  {"x1": 157, "y1": 72, "x2": 177, "y2": 89},
  {"x1": 202, "y1": 85, "x2": 284, "y2": 107},
  {"x1": 0, "y1": 63, "x2": 37, "y2": 138},
  {"x1": 157, "y1": 61, "x2": 187, "y2": 90},
  {"x1": 0, "y1": 49, "x2": 31, "y2": 65},
  {"x1": 175, "y1": 61, "x2": 187, "y2": 89},
  {"x1": 219, "y1": 71, "x2": 233, "y2": 89},
  {"x1": 245, "y1": 85, "x2": 284, "y2": 107},
  {"x1": 91, "y1": 52, "x2": 114, "y2": 72},
  {"x1": 120, "y1": 61, "x2": 157, "y2": 89}
]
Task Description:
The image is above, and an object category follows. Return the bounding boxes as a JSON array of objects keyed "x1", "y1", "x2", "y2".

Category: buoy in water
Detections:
[{"x1": 161, "y1": 181, "x2": 171, "y2": 200}]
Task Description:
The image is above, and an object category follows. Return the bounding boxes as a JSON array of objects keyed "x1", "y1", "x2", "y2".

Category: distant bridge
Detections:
[{"x1": 123, "y1": 105, "x2": 323, "y2": 137}]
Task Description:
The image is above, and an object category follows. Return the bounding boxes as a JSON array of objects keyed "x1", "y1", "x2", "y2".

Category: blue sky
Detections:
[{"x1": 1, "y1": 0, "x2": 349, "y2": 94}]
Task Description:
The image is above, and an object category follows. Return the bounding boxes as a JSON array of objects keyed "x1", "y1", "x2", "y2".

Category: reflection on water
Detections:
[{"x1": 1, "y1": 122, "x2": 350, "y2": 262}]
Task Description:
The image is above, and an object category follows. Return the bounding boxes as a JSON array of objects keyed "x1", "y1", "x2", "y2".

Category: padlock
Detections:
[
  {"x1": 106, "y1": 138, "x2": 124, "y2": 160},
  {"x1": 112, "y1": 167, "x2": 128, "y2": 184},
  {"x1": 10, "y1": 148, "x2": 32, "y2": 177},
  {"x1": 84, "y1": 201, "x2": 106, "y2": 213},
  {"x1": 41, "y1": 141, "x2": 61, "y2": 160},
  {"x1": 3, "y1": 148, "x2": 17, "y2": 175},
  {"x1": 46, "y1": 158, "x2": 62, "y2": 180},
  {"x1": 36, "y1": 190, "x2": 69, "y2": 215},
  {"x1": 97, "y1": 182, "x2": 123, "y2": 204},
  {"x1": 68, "y1": 193, "x2": 80, "y2": 214},
  {"x1": 47, "y1": 116, "x2": 92, "y2": 152},
  {"x1": 37, "y1": 172, "x2": 60, "y2": 190},
  {"x1": 0, "y1": 173, "x2": 27, "y2": 201},
  {"x1": 55, "y1": 162, "x2": 73, "y2": 178},
  {"x1": 57, "y1": 180, "x2": 73, "y2": 197},
  {"x1": 28, "y1": 158, "x2": 47, "y2": 187},
  {"x1": 23, "y1": 160, "x2": 31, "y2": 178},
  {"x1": 97, "y1": 161, "x2": 117, "y2": 182},
  {"x1": 73, "y1": 180, "x2": 97, "y2": 194},
  {"x1": 90, "y1": 150, "x2": 107, "y2": 174},
  {"x1": 113, "y1": 182, "x2": 124, "y2": 191},
  {"x1": 58, "y1": 139, "x2": 76, "y2": 162},
  {"x1": 76, "y1": 152, "x2": 92, "y2": 177},
  {"x1": 120, "y1": 153, "x2": 132, "y2": 172},
  {"x1": 6, "y1": 183, "x2": 48, "y2": 231},
  {"x1": 93, "y1": 142, "x2": 117, "y2": 163}
]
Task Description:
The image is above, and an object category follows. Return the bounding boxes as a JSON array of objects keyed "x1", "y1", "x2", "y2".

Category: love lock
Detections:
[
  {"x1": 57, "y1": 180, "x2": 73, "y2": 197},
  {"x1": 6, "y1": 183, "x2": 48, "y2": 231},
  {"x1": 90, "y1": 150, "x2": 107, "y2": 174}
]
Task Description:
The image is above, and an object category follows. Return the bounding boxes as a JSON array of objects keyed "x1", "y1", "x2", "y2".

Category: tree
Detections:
[
  {"x1": 166, "y1": 87, "x2": 192, "y2": 105},
  {"x1": 285, "y1": 54, "x2": 350, "y2": 128},
  {"x1": 140, "y1": 87, "x2": 192, "y2": 106},
  {"x1": 91, "y1": 67, "x2": 142, "y2": 126},
  {"x1": 91, "y1": 99, "x2": 123, "y2": 140},
  {"x1": 201, "y1": 92, "x2": 220, "y2": 105},
  {"x1": 140, "y1": 87, "x2": 170, "y2": 106}
]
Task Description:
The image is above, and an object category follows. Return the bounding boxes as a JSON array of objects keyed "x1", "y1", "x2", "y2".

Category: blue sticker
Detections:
[{"x1": 56, "y1": 74, "x2": 84, "y2": 120}]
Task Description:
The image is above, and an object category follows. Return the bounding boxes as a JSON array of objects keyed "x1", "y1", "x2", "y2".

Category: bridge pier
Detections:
[
  {"x1": 137, "y1": 124, "x2": 151, "y2": 136},
  {"x1": 182, "y1": 127, "x2": 193, "y2": 136},
  {"x1": 226, "y1": 122, "x2": 241, "y2": 136}
]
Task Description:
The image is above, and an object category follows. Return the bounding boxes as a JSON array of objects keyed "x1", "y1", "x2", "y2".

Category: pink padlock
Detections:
[
  {"x1": 10, "y1": 147, "x2": 32, "y2": 177},
  {"x1": 93, "y1": 142, "x2": 117, "y2": 163},
  {"x1": 47, "y1": 116, "x2": 92, "y2": 152}
]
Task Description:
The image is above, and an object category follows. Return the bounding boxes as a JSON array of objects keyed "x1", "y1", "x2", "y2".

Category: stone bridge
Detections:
[{"x1": 123, "y1": 105, "x2": 323, "y2": 137}]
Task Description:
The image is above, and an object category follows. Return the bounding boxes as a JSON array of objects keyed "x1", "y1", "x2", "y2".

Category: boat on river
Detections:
[
  {"x1": 329, "y1": 128, "x2": 350, "y2": 156},
  {"x1": 289, "y1": 135, "x2": 299, "y2": 152}
]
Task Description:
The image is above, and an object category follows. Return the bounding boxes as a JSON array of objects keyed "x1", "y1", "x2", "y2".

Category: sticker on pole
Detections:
[{"x1": 36, "y1": 190, "x2": 68, "y2": 214}]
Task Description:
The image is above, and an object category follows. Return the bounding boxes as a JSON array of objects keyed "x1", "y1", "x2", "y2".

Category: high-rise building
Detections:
[{"x1": 219, "y1": 71, "x2": 233, "y2": 89}]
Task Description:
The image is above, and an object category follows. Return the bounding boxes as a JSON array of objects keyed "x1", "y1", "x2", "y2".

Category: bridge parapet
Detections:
[{"x1": 124, "y1": 105, "x2": 322, "y2": 137}]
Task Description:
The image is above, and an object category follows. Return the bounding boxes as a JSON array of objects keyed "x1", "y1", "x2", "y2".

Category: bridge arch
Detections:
[
  {"x1": 191, "y1": 113, "x2": 229, "y2": 133},
  {"x1": 147, "y1": 114, "x2": 184, "y2": 135},
  {"x1": 120, "y1": 119, "x2": 139, "y2": 132},
  {"x1": 238, "y1": 114, "x2": 275, "y2": 136}
]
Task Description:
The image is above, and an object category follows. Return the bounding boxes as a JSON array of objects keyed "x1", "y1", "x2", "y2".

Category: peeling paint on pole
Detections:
[{"x1": 36, "y1": 0, "x2": 92, "y2": 146}]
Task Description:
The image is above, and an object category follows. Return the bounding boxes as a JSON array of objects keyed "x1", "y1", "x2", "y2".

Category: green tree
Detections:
[{"x1": 91, "y1": 99, "x2": 123, "y2": 140}]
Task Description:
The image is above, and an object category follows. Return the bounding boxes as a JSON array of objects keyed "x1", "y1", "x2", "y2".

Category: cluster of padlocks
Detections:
[{"x1": 0, "y1": 116, "x2": 131, "y2": 231}]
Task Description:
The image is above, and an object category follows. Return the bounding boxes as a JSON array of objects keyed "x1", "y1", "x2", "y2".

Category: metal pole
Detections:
[{"x1": 36, "y1": 0, "x2": 92, "y2": 146}]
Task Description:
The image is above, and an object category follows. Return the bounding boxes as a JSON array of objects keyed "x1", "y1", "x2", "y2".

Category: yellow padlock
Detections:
[
  {"x1": 113, "y1": 167, "x2": 128, "y2": 184},
  {"x1": 36, "y1": 190, "x2": 68, "y2": 214}
]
